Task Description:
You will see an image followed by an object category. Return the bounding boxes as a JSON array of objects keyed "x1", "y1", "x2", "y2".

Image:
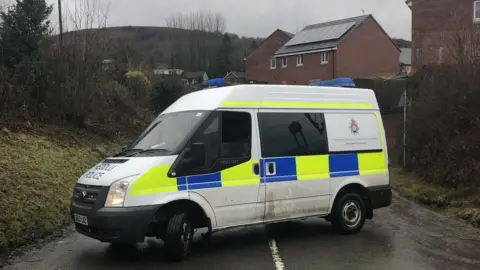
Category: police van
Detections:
[{"x1": 70, "y1": 82, "x2": 392, "y2": 261}]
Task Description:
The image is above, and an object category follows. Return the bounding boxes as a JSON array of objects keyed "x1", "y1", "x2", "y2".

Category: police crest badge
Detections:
[{"x1": 349, "y1": 118, "x2": 360, "y2": 135}]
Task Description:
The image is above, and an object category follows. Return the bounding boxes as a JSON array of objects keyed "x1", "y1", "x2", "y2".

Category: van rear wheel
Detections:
[
  {"x1": 164, "y1": 212, "x2": 194, "y2": 261},
  {"x1": 331, "y1": 193, "x2": 366, "y2": 234}
]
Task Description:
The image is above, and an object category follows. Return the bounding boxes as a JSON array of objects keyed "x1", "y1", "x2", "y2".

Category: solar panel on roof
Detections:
[{"x1": 284, "y1": 21, "x2": 356, "y2": 47}]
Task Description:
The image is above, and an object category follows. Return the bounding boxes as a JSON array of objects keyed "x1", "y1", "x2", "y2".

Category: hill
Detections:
[
  {"x1": 61, "y1": 26, "x2": 264, "y2": 78},
  {"x1": 392, "y1": 38, "x2": 412, "y2": 48},
  {"x1": 61, "y1": 27, "x2": 411, "y2": 76}
]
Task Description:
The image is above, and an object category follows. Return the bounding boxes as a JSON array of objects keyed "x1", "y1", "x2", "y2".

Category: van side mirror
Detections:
[{"x1": 189, "y1": 142, "x2": 206, "y2": 167}]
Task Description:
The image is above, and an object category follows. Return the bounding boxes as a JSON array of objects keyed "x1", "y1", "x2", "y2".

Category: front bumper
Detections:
[
  {"x1": 70, "y1": 201, "x2": 158, "y2": 243},
  {"x1": 368, "y1": 185, "x2": 392, "y2": 210}
]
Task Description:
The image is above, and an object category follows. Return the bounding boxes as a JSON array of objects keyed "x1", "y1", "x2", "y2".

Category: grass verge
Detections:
[
  {"x1": 0, "y1": 125, "x2": 120, "y2": 254},
  {"x1": 390, "y1": 167, "x2": 480, "y2": 228}
]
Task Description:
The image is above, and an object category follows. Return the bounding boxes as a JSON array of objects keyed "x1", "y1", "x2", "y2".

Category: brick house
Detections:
[
  {"x1": 244, "y1": 29, "x2": 294, "y2": 83},
  {"x1": 245, "y1": 15, "x2": 401, "y2": 85},
  {"x1": 410, "y1": 0, "x2": 480, "y2": 71}
]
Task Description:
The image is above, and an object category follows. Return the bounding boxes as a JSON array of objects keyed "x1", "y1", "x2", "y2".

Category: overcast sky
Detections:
[{"x1": 44, "y1": 0, "x2": 411, "y2": 40}]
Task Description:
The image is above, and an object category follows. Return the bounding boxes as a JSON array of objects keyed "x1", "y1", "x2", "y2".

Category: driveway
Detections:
[{"x1": 3, "y1": 193, "x2": 480, "y2": 270}]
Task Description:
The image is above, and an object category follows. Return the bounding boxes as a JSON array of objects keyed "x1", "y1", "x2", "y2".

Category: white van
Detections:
[{"x1": 70, "y1": 84, "x2": 391, "y2": 261}]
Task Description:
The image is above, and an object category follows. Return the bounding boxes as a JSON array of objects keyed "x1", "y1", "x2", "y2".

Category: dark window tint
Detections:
[
  {"x1": 199, "y1": 115, "x2": 220, "y2": 170},
  {"x1": 178, "y1": 111, "x2": 252, "y2": 175},
  {"x1": 220, "y1": 111, "x2": 251, "y2": 159},
  {"x1": 258, "y1": 112, "x2": 328, "y2": 157}
]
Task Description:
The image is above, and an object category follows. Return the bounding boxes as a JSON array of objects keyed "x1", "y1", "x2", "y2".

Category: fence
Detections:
[{"x1": 354, "y1": 77, "x2": 410, "y2": 165}]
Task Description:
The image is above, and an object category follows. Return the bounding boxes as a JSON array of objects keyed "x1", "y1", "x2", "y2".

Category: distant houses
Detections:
[
  {"x1": 153, "y1": 63, "x2": 184, "y2": 76},
  {"x1": 183, "y1": 71, "x2": 209, "y2": 86},
  {"x1": 400, "y1": 48, "x2": 412, "y2": 75},
  {"x1": 245, "y1": 14, "x2": 401, "y2": 85}
]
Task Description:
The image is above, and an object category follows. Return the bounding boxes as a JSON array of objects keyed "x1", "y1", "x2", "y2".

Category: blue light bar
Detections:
[
  {"x1": 203, "y1": 78, "x2": 225, "y2": 88},
  {"x1": 308, "y1": 77, "x2": 356, "y2": 87}
]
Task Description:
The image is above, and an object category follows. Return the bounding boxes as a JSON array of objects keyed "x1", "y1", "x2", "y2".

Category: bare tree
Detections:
[
  {"x1": 166, "y1": 10, "x2": 227, "y2": 33},
  {"x1": 424, "y1": 10, "x2": 480, "y2": 67},
  {"x1": 213, "y1": 11, "x2": 226, "y2": 33},
  {"x1": 0, "y1": 0, "x2": 8, "y2": 22},
  {"x1": 49, "y1": 0, "x2": 112, "y2": 127}
]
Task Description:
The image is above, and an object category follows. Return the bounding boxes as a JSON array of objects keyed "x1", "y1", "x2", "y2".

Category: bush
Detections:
[
  {"x1": 150, "y1": 76, "x2": 187, "y2": 113},
  {"x1": 125, "y1": 71, "x2": 151, "y2": 106},
  {"x1": 405, "y1": 64, "x2": 480, "y2": 188}
]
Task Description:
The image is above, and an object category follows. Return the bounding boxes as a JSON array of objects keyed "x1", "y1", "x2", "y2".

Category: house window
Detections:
[
  {"x1": 475, "y1": 1, "x2": 480, "y2": 21},
  {"x1": 270, "y1": 58, "x2": 276, "y2": 69},
  {"x1": 282, "y1": 57, "x2": 287, "y2": 68},
  {"x1": 320, "y1": 52, "x2": 329, "y2": 64},
  {"x1": 296, "y1": 55, "x2": 303, "y2": 66},
  {"x1": 438, "y1": 46, "x2": 444, "y2": 64}
]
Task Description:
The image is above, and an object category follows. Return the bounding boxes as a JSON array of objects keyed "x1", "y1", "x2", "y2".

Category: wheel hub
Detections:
[
  {"x1": 180, "y1": 221, "x2": 192, "y2": 250},
  {"x1": 342, "y1": 201, "x2": 361, "y2": 228}
]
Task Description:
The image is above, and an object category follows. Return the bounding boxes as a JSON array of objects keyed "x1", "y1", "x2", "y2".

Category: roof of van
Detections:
[{"x1": 162, "y1": 84, "x2": 379, "y2": 114}]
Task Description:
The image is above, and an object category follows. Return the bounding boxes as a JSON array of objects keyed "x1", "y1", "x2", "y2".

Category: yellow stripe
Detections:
[
  {"x1": 359, "y1": 169, "x2": 387, "y2": 175},
  {"x1": 375, "y1": 112, "x2": 386, "y2": 151},
  {"x1": 222, "y1": 178, "x2": 260, "y2": 187},
  {"x1": 221, "y1": 101, "x2": 373, "y2": 109},
  {"x1": 295, "y1": 155, "x2": 329, "y2": 181},
  {"x1": 129, "y1": 166, "x2": 178, "y2": 196},
  {"x1": 129, "y1": 186, "x2": 178, "y2": 196},
  {"x1": 358, "y1": 152, "x2": 386, "y2": 176},
  {"x1": 220, "y1": 159, "x2": 259, "y2": 187},
  {"x1": 297, "y1": 173, "x2": 330, "y2": 181},
  {"x1": 261, "y1": 102, "x2": 373, "y2": 109}
]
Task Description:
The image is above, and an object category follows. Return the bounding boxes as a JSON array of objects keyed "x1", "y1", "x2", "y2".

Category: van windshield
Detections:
[{"x1": 119, "y1": 111, "x2": 210, "y2": 157}]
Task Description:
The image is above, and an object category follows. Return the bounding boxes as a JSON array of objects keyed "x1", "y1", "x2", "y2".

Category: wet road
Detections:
[{"x1": 3, "y1": 193, "x2": 480, "y2": 270}]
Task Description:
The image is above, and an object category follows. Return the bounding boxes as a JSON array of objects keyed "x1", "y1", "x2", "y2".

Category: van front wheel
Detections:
[
  {"x1": 331, "y1": 193, "x2": 366, "y2": 234},
  {"x1": 163, "y1": 212, "x2": 194, "y2": 261}
]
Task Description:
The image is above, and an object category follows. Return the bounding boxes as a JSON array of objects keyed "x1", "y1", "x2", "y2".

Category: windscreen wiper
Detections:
[
  {"x1": 135, "y1": 148, "x2": 171, "y2": 155},
  {"x1": 114, "y1": 148, "x2": 144, "y2": 157}
]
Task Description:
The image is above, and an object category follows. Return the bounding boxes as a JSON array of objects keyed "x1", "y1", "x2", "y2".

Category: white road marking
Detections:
[{"x1": 268, "y1": 238, "x2": 285, "y2": 270}]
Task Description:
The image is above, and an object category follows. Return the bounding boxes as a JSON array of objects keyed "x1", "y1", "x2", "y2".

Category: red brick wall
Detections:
[
  {"x1": 268, "y1": 52, "x2": 335, "y2": 85},
  {"x1": 245, "y1": 30, "x2": 291, "y2": 82},
  {"x1": 336, "y1": 17, "x2": 401, "y2": 78},
  {"x1": 412, "y1": 0, "x2": 477, "y2": 70}
]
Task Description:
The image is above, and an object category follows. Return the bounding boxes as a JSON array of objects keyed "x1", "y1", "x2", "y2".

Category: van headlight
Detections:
[{"x1": 105, "y1": 176, "x2": 136, "y2": 208}]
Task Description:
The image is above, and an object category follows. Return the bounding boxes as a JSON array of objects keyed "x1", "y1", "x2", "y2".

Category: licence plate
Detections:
[{"x1": 74, "y1": 213, "x2": 88, "y2": 226}]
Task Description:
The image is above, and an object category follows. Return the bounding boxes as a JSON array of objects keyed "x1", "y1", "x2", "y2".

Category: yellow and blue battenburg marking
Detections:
[
  {"x1": 128, "y1": 152, "x2": 386, "y2": 196},
  {"x1": 259, "y1": 152, "x2": 385, "y2": 183}
]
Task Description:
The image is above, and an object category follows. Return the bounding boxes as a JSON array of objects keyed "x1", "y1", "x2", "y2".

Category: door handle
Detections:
[
  {"x1": 265, "y1": 162, "x2": 276, "y2": 176},
  {"x1": 252, "y1": 163, "x2": 260, "y2": 176}
]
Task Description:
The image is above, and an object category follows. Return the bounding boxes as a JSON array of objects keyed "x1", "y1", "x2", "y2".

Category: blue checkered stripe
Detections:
[
  {"x1": 260, "y1": 153, "x2": 360, "y2": 183},
  {"x1": 176, "y1": 153, "x2": 361, "y2": 190},
  {"x1": 175, "y1": 173, "x2": 223, "y2": 191}
]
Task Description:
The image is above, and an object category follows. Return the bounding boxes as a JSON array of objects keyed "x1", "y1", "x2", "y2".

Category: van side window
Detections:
[
  {"x1": 221, "y1": 111, "x2": 251, "y2": 159},
  {"x1": 258, "y1": 112, "x2": 328, "y2": 157},
  {"x1": 200, "y1": 116, "x2": 220, "y2": 170},
  {"x1": 180, "y1": 111, "x2": 252, "y2": 175}
]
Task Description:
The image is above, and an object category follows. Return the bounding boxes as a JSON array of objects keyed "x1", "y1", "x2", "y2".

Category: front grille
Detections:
[
  {"x1": 72, "y1": 183, "x2": 107, "y2": 207},
  {"x1": 75, "y1": 224, "x2": 120, "y2": 238}
]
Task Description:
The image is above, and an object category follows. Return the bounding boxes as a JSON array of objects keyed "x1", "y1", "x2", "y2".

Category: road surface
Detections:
[{"x1": 3, "y1": 193, "x2": 480, "y2": 270}]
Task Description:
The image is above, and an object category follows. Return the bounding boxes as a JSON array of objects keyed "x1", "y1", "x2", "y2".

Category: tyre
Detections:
[
  {"x1": 109, "y1": 243, "x2": 135, "y2": 252},
  {"x1": 330, "y1": 192, "x2": 366, "y2": 234},
  {"x1": 163, "y1": 212, "x2": 194, "y2": 261},
  {"x1": 110, "y1": 242, "x2": 134, "y2": 249}
]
